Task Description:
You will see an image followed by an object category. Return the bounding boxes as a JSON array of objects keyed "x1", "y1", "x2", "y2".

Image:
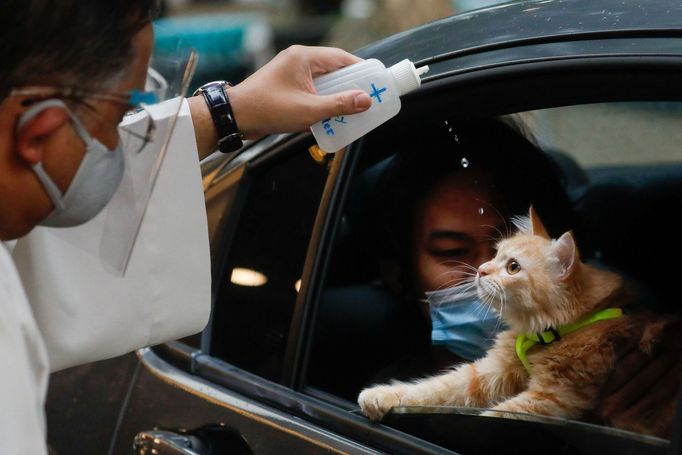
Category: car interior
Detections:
[{"x1": 305, "y1": 102, "x2": 682, "y2": 431}]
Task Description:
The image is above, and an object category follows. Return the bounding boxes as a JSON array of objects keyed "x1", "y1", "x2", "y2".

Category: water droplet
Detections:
[
  {"x1": 461, "y1": 157, "x2": 469, "y2": 168},
  {"x1": 478, "y1": 207, "x2": 485, "y2": 215},
  {"x1": 448, "y1": 127, "x2": 453, "y2": 132},
  {"x1": 444, "y1": 120, "x2": 449, "y2": 125},
  {"x1": 454, "y1": 134, "x2": 460, "y2": 143}
]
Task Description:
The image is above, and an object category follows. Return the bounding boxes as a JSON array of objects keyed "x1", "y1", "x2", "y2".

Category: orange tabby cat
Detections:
[{"x1": 359, "y1": 207, "x2": 670, "y2": 436}]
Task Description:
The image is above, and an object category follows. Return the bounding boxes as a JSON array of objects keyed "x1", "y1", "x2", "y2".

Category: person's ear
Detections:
[{"x1": 15, "y1": 107, "x2": 70, "y2": 165}]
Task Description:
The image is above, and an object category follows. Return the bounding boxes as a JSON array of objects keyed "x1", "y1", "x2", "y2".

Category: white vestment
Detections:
[
  {"x1": 2, "y1": 97, "x2": 210, "y2": 453},
  {"x1": 0, "y1": 243, "x2": 50, "y2": 455},
  {"x1": 14, "y1": 99, "x2": 211, "y2": 372}
]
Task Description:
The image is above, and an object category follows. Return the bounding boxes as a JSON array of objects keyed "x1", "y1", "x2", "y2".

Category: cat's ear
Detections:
[
  {"x1": 552, "y1": 231, "x2": 579, "y2": 281},
  {"x1": 529, "y1": 205, "x2": 550, "y2": 239}
]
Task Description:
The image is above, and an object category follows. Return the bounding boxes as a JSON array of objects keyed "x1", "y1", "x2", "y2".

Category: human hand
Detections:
[
  {"x1": 227, "y1": 45, "x2": 372, "y2": 140},
  {"x1": 590, "y1": 320, "x2": 682, "y2": 437}
]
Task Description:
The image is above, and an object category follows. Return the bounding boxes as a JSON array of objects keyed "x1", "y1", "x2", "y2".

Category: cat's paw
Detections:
[{"x1": 358, "y1": 385, "x2": 406, "y2": 421}]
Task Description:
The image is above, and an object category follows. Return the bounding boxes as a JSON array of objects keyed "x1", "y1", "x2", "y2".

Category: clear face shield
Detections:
[
  {"x1": 101, "y1": 49, "x2": 198, "y2": 275},
  {"x1": 11, "y1": 48, "x2": 198, "y2": 276}
]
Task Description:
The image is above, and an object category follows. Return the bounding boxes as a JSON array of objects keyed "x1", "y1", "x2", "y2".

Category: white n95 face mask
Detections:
[{"x1": 18, "y1": 99, "x2": 125, "y2": 227}]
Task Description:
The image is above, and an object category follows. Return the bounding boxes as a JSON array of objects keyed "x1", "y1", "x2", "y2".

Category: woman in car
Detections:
[{"x1": 368, "y1": 117, "x2": 574, "y2": 381}]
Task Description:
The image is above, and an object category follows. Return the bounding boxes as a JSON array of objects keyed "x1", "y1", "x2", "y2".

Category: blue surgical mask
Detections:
[
  {"x1": 18, "y1": 99, "x2": 125, "y2": 227},
  {"x1": 423, "y1": 283, "x2": 505, "y2": 361}
]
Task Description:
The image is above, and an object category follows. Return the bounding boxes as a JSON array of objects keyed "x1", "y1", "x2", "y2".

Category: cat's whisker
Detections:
[
  {"x1": 481, "y1": 294, "x2": 497, "y2": 318},
  {"x1": 472, "y1": 299, "x2": 489, "y2": 317},
  {"x1": 437, "y1": 260, "x2": 478, "y2": 270},
  {"x1": 432, "y1": 278, "x2": 470, "y2": 293},
  {"x1": 428, "y1": 279, "x2": 478, "y2": 303},
  {"x1": 492, "y1": 309, "x2": 504, "y2": 334},
  {"x1": 480, "y1": 224, "x2": 505, "y2": 242},
  {"x1": 499, "y1": 290, "x2": 507, "y2": 318},
  {"x1": 431, "y1": 275, "x2": 469, "y2": 291},
  {"x1": 431, "y1": 267, "x2": 478, "y2": 284},
  {"x1": 473, "y1": 198, "x2": 505, "y2": 224},
  {"x1": 439, "y1": 282, "x2": 477, "y2": 296},
  {"x1": 434, "y1": 271, "x2": 478, "y2": 280},
  {"x1": 437, "y1": 261, "x2": 479, "y2": 274},
  {"x1": 482, "y1": 297, "x2": 495, "y2": 323}
]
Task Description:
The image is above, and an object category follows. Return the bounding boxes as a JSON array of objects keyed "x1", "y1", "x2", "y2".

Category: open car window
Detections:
[
  {"x1": 304, "y1": 101, "x2": 682, "y2": 453},
  {"x1": 210, "y1": 138, "x2": 330, "y2": 382}
]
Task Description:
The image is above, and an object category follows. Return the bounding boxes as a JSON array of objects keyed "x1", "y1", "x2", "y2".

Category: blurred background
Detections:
[{"x1": 153, "y1": 0, "x2": 511, "y2": 90}]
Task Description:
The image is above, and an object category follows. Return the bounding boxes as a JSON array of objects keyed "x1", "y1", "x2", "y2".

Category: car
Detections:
[{"x1": 45, "y1": 1, "x2": 682, "y2": 454}]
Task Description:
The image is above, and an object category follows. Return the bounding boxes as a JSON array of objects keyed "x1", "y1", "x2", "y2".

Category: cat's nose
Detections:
[{"x1": 478, "y1": 265, "x2": 489, "y2": 277}]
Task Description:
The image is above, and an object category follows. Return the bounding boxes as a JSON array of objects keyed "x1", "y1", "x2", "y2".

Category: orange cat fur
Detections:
[{"x1": 358, "y1": 207, "x2": 670, "y2": 436}]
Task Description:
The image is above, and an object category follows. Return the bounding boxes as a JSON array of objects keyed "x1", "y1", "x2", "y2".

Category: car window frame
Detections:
[{"x1": 294, "y1": 51, "x2": 682, "y2": 453}]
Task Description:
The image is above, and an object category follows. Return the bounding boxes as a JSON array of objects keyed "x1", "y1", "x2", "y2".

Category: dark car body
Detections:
[{"x1": 46, "y1": 1, "x2": 682, "y2": 454}]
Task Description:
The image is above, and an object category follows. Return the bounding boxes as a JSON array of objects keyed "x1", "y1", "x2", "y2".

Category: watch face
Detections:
[
  {"x1": 205, "y1": 81, "x2": 226, "y2": 89},
  {"x1": 193, "y1": 80, "x2": 227, "y2": 96}
]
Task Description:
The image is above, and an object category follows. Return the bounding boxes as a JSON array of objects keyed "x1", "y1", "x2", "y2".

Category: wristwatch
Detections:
[{"x1": 193, "y1": 80, "x2": 244, "y2": 153}]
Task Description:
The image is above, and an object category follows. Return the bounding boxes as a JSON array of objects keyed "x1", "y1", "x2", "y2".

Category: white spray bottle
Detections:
[{"x1": 310, "y1": 58, "x2": 429, "y2": 153}]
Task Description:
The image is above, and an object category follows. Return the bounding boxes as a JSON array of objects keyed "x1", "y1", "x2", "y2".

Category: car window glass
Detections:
[
  {"x1": 179, "y1": 157, "x2": 243, "y2": 349},
  {"x1": 210, "y1": 143, "x2": 328, "y2": 382},
  {"x1": 305, "y1": 102, "x2": 681, "y2": 450},
  {"x1": 522, "y1": 102, "x2": 682, "y2": 167}
]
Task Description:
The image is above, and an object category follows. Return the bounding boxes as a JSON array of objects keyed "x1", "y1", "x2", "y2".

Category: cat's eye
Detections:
[{"x1": 506, "y1": 259, "x2": 521, "y2": 274}]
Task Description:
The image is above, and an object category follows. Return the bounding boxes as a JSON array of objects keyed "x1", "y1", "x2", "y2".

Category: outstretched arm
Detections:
[{"x1": 189, "y1": 45, "x2": 372, "y2": 159}]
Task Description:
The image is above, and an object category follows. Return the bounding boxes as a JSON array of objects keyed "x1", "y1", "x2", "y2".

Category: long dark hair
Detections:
[{"x1": 0, "y1": 0, "x2": 159, "y2": 99}]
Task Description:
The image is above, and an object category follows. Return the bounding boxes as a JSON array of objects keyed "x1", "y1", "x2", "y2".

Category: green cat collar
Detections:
[{"x1": 515, "y1": 308, "x2": 624, "y2": 375}]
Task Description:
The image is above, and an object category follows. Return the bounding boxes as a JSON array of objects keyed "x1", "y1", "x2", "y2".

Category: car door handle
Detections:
[{"x1": 133, "y1": 430, "x2": 208, "y2": 455}]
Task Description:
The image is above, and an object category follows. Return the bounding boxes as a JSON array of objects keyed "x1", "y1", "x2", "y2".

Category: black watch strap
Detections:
[{"x1": 194, "y1": 81, "x2": 243, "y2": 153}]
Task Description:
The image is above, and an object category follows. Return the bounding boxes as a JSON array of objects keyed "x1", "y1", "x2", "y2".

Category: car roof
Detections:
[{"x1": 357, "y1": 0, "x2": 682, "y2": 76}]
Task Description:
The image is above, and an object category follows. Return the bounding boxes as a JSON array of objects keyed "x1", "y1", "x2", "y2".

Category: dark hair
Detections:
[
  {"x1": 0, "y1": 0, "x2": 159, "y2": 99},
  {"x1": 370, "y1": 117, "x2": 575, "y2": 289}
]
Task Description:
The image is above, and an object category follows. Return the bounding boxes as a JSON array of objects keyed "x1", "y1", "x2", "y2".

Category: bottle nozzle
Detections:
[{"x1": 389, "y1": 59, "x2": 429, "y2": 96}]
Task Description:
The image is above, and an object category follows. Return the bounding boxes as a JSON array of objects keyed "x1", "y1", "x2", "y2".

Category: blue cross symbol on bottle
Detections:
[{"x1": 369, "y1": 82, "x2": 387, "y2": 103}]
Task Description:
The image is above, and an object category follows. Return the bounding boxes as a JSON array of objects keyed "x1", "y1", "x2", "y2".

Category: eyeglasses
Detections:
[
  {"x1": 10, "y1": 86, "x2": 159, "y2": 108},
  {"x1": 10, "y1": 69, "x2": 170, "y2": 154}
]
